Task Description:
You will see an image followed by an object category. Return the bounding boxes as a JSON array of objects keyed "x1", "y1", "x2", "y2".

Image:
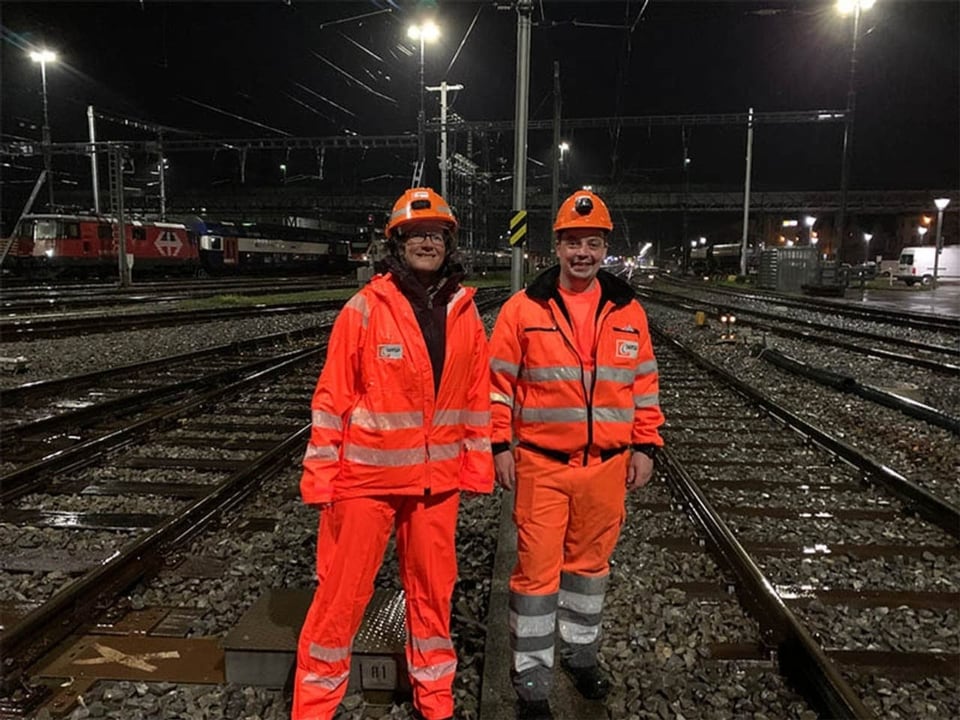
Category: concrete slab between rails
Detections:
[
  {"x1": 480, "y1": 490, "x2": 605, "y2": 720},
  {"x1": 222, "y1": 586, "x2": 410, "y2": 705}
]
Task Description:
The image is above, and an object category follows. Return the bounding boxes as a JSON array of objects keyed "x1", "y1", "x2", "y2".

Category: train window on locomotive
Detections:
[
  {"x1": 132, "y1": 227, "x2": 147, "y2": 242},
  {"x1": 64, "y1": 222, "x2": 80, "y2": 239},
  {"x1": 16, "y1": 220, "x2": 34, "y2": 239},
  {"x1": 98, "y1": 224, "x2": 113, "y2": 240},
  {"x1": 35, "y1": 220, "x2": 58, "y2": 240}
]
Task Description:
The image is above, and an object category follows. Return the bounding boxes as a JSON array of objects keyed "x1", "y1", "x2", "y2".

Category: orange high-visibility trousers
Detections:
[
  {"x1": 511, "y1": 448, "x2": 628, "y2": 594},
  {"x1": 508, "y1": 448, "x2": 628, "y2": 700},
  {"x1": 293, "y1": 491, "x2": 460, "y2": 720}
]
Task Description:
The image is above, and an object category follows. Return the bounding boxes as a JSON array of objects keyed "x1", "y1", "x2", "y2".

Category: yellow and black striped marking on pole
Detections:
[{"x1": 509, "y1": 210, "x2": 528, "y2": 246}]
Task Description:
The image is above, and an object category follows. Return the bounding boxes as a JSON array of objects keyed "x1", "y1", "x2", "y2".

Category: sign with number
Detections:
[{"x1": 359, "y1": 656, "x2": 397, "y2": 690}]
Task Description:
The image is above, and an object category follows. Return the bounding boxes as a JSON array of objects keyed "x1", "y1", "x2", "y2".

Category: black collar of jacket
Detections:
[
  {"x1": 525, "y1": 265, "x2": 635, "y2": 308},
  {"x1": 376, "y1": 254, "x2": 465, "y2": 307}
]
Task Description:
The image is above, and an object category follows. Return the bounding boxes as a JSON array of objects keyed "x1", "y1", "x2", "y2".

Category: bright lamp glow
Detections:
[
  {"x1": 934, "y1": 198, "x2": 951, "y2": 211},
  {"x1": 804, "y1": 215, "x2": 817, "y2": 227},
  {"x1": 863, "y1": 233, "x2": 872, "y2": 243},
  {"x1": 837, "y1": 0, "x2": 875, "y2": 15},
  {"x1": 918, "y1": 226, "x2": 928, "y2": 238},
  {"x1": 29, "y1": 49, "x2": 57, "y2": 63},
  {"x1": 408, "y1": 20, "x2": 440, "y2": 42}
]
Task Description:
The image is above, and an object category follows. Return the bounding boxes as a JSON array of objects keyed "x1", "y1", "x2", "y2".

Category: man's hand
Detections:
[
  {"x1": 494, "y1": 450, "x2": 516, "y2": 491},
  {"x1": 626, "y1": 451, "x2": 654, "y2": 491}
]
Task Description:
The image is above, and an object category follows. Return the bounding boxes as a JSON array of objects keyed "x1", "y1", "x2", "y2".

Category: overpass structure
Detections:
[{"x1": 160, "y1": 187, "x2": 955, "y2": 217}]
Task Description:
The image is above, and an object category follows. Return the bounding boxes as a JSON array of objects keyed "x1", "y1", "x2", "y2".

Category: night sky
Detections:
[{"x1": 1, "y1": 0, "x2": 958, "y2": 232}]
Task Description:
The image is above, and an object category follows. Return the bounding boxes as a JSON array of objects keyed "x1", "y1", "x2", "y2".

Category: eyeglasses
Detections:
[
  {"x1": 404, "y1": 230, "x2": 446, "y2": 246},
  {"x1": 559, "y1": 237, "x2": 606, "y2": 252}
]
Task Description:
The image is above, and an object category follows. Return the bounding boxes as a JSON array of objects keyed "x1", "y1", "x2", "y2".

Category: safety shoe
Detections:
[
  {"x1": 561, "y1": 662, "x2": 611, "y2": 700},
  {"x1": 516, "y1": 698, "x2": 554, "y2": 720}
]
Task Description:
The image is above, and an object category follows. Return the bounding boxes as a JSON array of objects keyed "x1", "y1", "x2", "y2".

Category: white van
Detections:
[{"x1": 897, "y1": 245, "x2": 960, "y2": 285}]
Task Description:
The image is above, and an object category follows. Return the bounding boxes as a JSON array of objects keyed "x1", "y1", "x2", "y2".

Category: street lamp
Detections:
[
  {"x1": 408, "y1": 20, "x2": 440, "y2": 177},
  {"x1": 804, "y1": 215, "x2": 817, "y2": 245},
  {"x1": 862, "y1": 232, "x2": 872, "y2": 264},
  {"x1": 835, "y1": 0, "x2": 876, "y2": 262},
  {"x1": 932, "y1": 198, "x2": 951, "y2": 288},
  {"x1": 29, "y1": 48, "x2": 58, "y2": 207}
]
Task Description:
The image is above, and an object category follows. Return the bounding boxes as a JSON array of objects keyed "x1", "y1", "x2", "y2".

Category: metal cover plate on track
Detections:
[
  {"x1": 37, "y1": 635, "x2": 225, "y2": 683},
  {"x1": 223, "y1": 588, "x2": 407, "y2": 691}
]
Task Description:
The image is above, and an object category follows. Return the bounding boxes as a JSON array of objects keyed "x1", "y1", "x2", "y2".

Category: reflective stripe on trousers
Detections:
[{"x1": 508, "y1": 447, "x2": 626, "y2": 701}]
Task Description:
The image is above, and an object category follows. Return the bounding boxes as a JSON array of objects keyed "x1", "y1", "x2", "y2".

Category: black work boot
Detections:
[
  {"x1": 561, "y1": 662, "x2": 610, "y2": 700},
  {"x1": 516, "y1": 698, "x2": 554, "y2": 720}
]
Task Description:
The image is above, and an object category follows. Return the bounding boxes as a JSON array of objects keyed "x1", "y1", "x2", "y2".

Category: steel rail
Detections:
[
  {"x1": 0, "y1": 422, "x2": 310, "y2": 697},
  {"x1": 640, "y1": 288, "x2": 960, "y2": 360},
  {"x1": 755, "y1": 347, "x2": 960, "y2": 434},
  {"x1": 652, "y1": 325, "x2": 960, "y2": 540},
  {"x1": 0, "y1": 343, "x2": 325, "y2": 504},
  {"x1": 657, "y1": 447, "x2": 875, "y2": 719}
]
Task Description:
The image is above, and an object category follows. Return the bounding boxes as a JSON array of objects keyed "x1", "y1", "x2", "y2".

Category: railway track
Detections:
[
  {"x1": 0, "y1": 276, "x2": 358, "y2": 314},
  {"x1": 1, "y1": 290, "x2": 956, "y2": 719}
]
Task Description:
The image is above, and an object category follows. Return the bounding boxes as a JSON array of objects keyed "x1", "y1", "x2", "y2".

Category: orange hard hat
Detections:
[
  {"x1": 384, "y1": 187, "x2": 458, "y2": 239},
  {"x1": 553, "y1": 189, "x2": 613, "y2": 233}
]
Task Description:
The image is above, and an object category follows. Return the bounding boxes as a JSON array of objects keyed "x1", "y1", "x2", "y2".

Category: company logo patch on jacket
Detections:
[
  {"x1": 616, "y1": 340, "x2": 639, "y2": 359},
  {"x1": 378, "y1": 344, "x2": 403, "y2": 360}
]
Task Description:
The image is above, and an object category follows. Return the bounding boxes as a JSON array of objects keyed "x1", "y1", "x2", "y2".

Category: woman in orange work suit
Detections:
[{"x1": 293, "y1": 188, "x2": 494, "y2": 720}]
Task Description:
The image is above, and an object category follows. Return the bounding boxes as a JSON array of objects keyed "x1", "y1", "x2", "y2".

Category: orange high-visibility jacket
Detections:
[
  {"x1": 489, "y1": 267, "x2": 664, "y2": 457},
  {"x1": 301, "y1": 273, "x2": 493, "y2": 504}
]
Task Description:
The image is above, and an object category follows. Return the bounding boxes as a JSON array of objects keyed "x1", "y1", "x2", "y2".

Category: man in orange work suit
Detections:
[
  {"x1": 293, "y1": 188, "x2": 494, "y2": 720},
  {"x1": 488, "y1": 189, "x2": 665, "y2": 720}
]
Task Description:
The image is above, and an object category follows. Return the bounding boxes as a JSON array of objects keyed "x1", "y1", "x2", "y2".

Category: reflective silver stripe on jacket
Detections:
[
  {"x1": 344, "y1": 293, "x2": 369, "y2": 327},
  {"x1": 350, "y1": 408, "x2": 423, "y2": 430},
  {"x1": 490, "y1": 391, "x2": 513, "y2": 405},
  {"x1": 519, "y1": 407, "x2": 588, "y2": 423},
  {"x1": 304, "y1": 443, "x2": 339, "y2": 461},
  {"x1": 464, "y1": 437, "x2": 492, "y2": 452},
  {"x1": 447, "y1": 286, "x2": 467, "y2": 309},
  {"x1": 311, "y1": 410, "x2": 343, "y2": 431},
  {"x1": 491, "y1": 357, "x2": 520, "y2": 379},
  {"x1": 595, "y1": 365, "x2": 634, "y2": 384},
  {"x1": 635, "y1": 358, "x2": 658, "y2": 375},
  {"x1": 429, "y1": 442, "x2": 462, "y2": 462},
  {"x1": 344, "y1": 444, "x2": 425, "y2": 466},
  {"x1": 433, "y1": 408, "x2": 491, "y2": 427},
  {"x1": 592, "y1": 407, "x2": 634, "y2": 423},
  {"x1": 634, "y1": 392, "x2": 660, "y2": 408},
  {"x1": 520, "y1": 365, "x2": 581, "y2": 382}
]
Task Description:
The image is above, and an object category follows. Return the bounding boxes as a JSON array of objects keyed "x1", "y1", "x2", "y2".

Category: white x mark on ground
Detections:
[{"x1": 74, "y1": 643, "x2": 181, "y2": 672}]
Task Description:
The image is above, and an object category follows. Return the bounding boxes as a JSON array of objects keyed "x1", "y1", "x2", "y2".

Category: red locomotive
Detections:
[{"x1": 2, "y1": 213, "x2": 364, "y2": 279}]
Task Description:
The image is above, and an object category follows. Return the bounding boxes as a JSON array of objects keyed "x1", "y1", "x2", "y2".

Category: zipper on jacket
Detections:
[{"x1": 550, "y1": 300, "x2": 593, "y2": 467}]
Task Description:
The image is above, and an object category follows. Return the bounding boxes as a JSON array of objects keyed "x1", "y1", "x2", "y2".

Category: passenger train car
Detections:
[{"x1": 2, "y1": 214, "x2": 363, "y2": 279}]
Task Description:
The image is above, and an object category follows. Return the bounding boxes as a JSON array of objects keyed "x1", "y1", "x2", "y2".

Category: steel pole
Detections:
[
  {"x1": 510, "y1": 1, "x2": 533, "y2": 293},
  {"x1": 87, "y1": 106, "x2": 101, "y2": 214},
  {"x1": 417, "y1": 37, "x2": 426, "y2": 176},
  {"x1": 550, "y1": 61, "x2": 561, "y2": 250},
  {"x1": 740, "y1": 107, "x2": 754, "y2": 277},
  {"x1": 39, "y1": 60, "x2": 54, "y2": 207},
  {"x1": 837, "y1": 3, "x2": 861, "y2": 261},
  {"x1": 933, "y1": 207, "x2": 945, "y2": 289}
]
